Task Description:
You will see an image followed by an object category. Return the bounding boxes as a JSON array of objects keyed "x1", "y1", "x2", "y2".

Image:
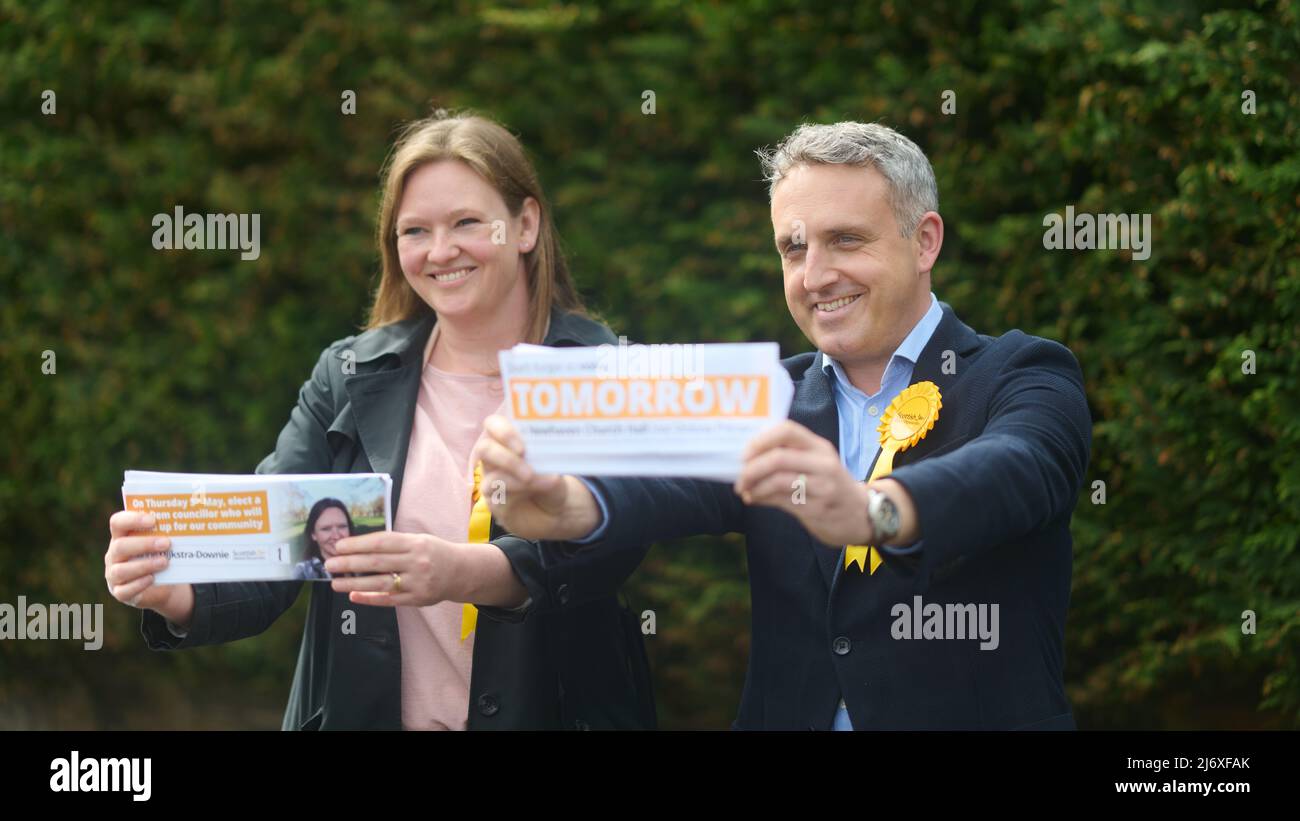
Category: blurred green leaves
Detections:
[{"x1": 0, "y1": 0, "x2": 1296, "y2": 728}]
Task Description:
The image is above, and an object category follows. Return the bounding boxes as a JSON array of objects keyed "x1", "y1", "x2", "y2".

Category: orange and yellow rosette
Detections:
[{"x1": 845, "y1": 381, "x2": 942, "y2": 573}]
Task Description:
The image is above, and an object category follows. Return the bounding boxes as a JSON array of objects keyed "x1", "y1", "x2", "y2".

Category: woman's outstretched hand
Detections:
[
  {"x1": 326, "y1": 531, "x2": 528, "y2": 609},
  {"x1": 105, "y1": 510, "x2": 196, "y2": 628}
]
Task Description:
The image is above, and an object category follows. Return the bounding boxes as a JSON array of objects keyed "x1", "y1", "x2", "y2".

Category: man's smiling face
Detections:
[{"x1": 771, "y1": 162, "x2": 934, "y2": 375}]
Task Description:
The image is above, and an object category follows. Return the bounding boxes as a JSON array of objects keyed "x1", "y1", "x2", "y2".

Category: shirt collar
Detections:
[{"x1": 820, "y1": 291, "x2": 943, "y2": 384}]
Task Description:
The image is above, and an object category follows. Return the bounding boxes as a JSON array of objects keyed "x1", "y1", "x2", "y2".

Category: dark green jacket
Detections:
[{"x1": 141, "y1": 309, "x2": 655, "y2": 730}]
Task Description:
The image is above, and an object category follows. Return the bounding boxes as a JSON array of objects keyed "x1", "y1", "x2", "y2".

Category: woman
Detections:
[
  {"x1": 104, "y1": 111, "x2": 654, "y2": 730},
  {"x1": 291, "y1": 499, "x2": 354, "y2": 581}
]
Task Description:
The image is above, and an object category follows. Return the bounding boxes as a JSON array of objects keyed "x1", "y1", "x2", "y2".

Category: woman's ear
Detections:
[{"x1": 518, "y1": 197, "x2": 541, "y2": 253}]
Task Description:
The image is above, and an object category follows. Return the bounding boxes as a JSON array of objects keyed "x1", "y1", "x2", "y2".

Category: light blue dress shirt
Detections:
[
  {"x1": 824, "y1": 291, "x2": 942, "y2": 730},
  {"x1": 823, "y1": 292, "x2": 943, "y2": 483},
  {"x1": 578, "y1": 292, "x2": 945, "y2": 730}
]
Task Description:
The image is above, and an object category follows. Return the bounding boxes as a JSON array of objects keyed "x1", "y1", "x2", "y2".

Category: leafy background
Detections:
[{"x1": 1, "y1": 0, "x2": 1296, "y2": 729}]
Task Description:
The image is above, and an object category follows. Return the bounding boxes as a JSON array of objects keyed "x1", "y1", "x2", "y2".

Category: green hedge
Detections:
[{"x1": 1, "y1": 0, "x2": 1296, "y2": 728}]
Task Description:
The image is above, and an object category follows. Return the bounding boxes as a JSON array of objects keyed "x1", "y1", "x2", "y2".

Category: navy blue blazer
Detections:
[{"x1": 584, "y1": 302, "x2": 1091, "y2": 730}]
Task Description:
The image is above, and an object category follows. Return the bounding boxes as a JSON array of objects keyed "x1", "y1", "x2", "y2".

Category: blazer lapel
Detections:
[
  {"x1": 826, "y1": 302, "x2": 980, "y2": 592},
  {"x1": 792, "y1": 354, "x2": 843, "y2": 589},
  {"x1": 344, "y1": 313, "x2": 436, "y2": 511},
  {"x1": 892, "y1": 302, "x2": 981, "y2": 470}
]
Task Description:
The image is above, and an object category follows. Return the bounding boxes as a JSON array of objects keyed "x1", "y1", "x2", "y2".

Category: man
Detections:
[{"x1": 475, "y1": 122, "x2": 1092, "y2": 730}]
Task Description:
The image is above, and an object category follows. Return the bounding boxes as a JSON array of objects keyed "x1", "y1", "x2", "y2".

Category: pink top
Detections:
[{"x1": 393, "y1": 327, "x2": 506, "y2": 730}]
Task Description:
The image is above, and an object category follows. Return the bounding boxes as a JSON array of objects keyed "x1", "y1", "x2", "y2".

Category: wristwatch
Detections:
[{"x1": 866, "y1": 489, "x2": 900, "y2": 545}]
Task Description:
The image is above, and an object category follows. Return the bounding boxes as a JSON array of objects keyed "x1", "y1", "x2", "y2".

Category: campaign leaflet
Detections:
[
  {"x1": 499, "y1": 341, "x2": 794, "y2": 482},
  {"x1": 120, "y1": 471, "x2": 391, "y2": 584}
]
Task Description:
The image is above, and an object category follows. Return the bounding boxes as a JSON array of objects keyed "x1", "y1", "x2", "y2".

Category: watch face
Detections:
[
  {"x1": 882, "y1": 503, "x2": 899, "y2": 532},
  {"x1": 872, "y1": 492, "x2": 900, "y2": 537}
]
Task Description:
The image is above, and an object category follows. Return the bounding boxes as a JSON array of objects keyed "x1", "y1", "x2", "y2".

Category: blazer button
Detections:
[
  {"x1": 477, "y1": 693, "x2": 500, "y2": 717},
  {"x1": 556, "y1": 583, "x2": 571, "y2": 606},
  {"x1": 832, "y1": 636, "x2": 852, "y2": 656}
]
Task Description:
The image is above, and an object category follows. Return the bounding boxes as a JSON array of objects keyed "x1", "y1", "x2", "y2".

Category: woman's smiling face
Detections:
[
  {"x1": 395, "y1": 159, "x2": 538, "y2": 324},
  {"x1": 311, "y1": 506, "x2": 350, "y2": 560}
]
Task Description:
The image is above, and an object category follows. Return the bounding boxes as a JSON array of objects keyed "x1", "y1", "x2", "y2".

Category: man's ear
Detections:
[{"x1": 914, "y1": 211, "x2": 944, "y2": 275}]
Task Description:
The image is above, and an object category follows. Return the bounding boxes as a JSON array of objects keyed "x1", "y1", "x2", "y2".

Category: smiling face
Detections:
[
  {"x1": 395, "y1": 159, "x2": 538, "y2": 325},
  {"x1": 771, "y1": 163, "x2": 940, "y2": 381},
  {"x1": 310, "y1": 506, "x2": 351, "y2": 560}
]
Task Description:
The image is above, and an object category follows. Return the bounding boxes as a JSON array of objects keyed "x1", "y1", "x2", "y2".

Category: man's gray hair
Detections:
[{"x1": 756, "y1": 122, "x2": 939, "y2": 237}]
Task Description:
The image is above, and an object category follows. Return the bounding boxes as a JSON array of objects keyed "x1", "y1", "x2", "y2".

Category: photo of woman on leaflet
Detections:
[{"x1": 292, "y1": 498, "x2": 354, "y2": 580}]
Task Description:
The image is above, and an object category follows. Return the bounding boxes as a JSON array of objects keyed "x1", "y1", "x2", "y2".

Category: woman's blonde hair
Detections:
[{"x1": 366, "y1": 110, "x2": 586, "y2": 341}]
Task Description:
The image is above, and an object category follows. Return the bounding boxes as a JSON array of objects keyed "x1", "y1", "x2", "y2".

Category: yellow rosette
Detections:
[
  {"x1": 462, "y1": 462, "x2": 492, "y2": 640},
  {"x1": 845, "y1": 381, "x2": 942, "y2": 573}
]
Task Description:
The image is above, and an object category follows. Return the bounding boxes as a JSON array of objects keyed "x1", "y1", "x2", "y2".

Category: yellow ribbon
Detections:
[
  {"x1": 845, "y1": 381, "x2": 942, "y2": 573},
  {"x1": 461, "y1": 461, "x2": 492, "y2": 640}
]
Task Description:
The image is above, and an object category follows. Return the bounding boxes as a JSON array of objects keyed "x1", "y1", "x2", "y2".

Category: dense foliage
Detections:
[{"x1": 2, "y1": 0, "x2": 1296, "y2": 728}]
